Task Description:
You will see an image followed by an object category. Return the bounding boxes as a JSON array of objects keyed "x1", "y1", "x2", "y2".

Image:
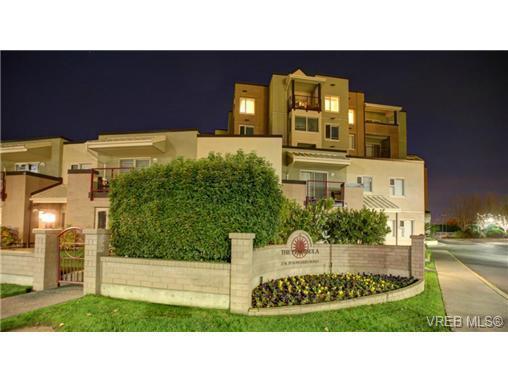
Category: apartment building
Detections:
[
  {"x1": 1, "y1": 69, "x2": 427, "y2": 246},
  {"x1": 228, "y1": 69, "x2": 426, "y2": 245}
]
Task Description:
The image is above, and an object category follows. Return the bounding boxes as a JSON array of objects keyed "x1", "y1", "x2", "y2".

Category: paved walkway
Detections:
[
  {"x1": 1, "y1": 285, "x2": 83, "y2": 320},
  {"x1": 433, "y1": 249, "x2": 508, "y2": 332}
]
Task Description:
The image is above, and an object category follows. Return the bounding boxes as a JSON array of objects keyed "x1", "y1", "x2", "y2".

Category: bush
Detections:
[
  {"x1": 1, "y1": 226, "x2": 19, "y2": 248},
  {"x1": 274, "y1": 198, "x2": 333, "y2": 244},
  {"x1": 109, "y1": 151, "x2": 283, "y2": 262},
  {"x1": 326, "y1": 207, "x2": 391, "y2": 245},
  {"x1": 252, "y1": 273, "x2": 416, "y2": 308},
  {"x1": 484, "y1": 225, "x2": 507, "y2": 238}
]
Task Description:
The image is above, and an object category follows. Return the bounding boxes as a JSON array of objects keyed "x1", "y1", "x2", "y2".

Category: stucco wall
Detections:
[
  {"x1": 281, "y1": 181, "x2": 306, "y2": 205},
  {"x1": 99, "y1": 256, "x2": 231, "y2": 309},
  {"x1": 196, "y1": 136, "x2": 283, "y2": 180},
  {"x1": 0, "y1": 249, "x2": 34, "y2": 285}
]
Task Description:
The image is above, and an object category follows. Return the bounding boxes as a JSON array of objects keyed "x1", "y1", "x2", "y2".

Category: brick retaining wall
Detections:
[
  {"x1": 0, "y1": 249, "x2": 35, "y2": 286},
  {"x1": 99, "y1": 256, "x2": 231, "y2": 309}
]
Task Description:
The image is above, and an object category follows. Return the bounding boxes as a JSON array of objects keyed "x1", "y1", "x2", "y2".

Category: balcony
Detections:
[
  {"x1": 89, "y1": 167, "x2": 133, "y2": 200},
  {"x1": 288, "y1": 95, "x2": 321, "y2": 112},
  {"x1": 304, "y1": 180, "x2": 345, "y2": 207}
]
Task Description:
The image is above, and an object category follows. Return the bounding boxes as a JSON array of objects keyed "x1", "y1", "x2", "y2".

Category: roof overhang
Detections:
[
  {"x1": 365, "y1": 102, "x2": 402, "y2": 112},
  {"x1": 30, "y1": 184, "x2": 67, "y2": 204},
  {"x1": 86, "y1": 136, "x2": 167, "y2": 156},
  {"x1": 363, "y1": 194, "x2": 400, "y2": 212},
  {"x1": 0, "y1": 142, "x2": 53, "y2": 162},
  {"x1": 285, "y1": 148, "x2": 350, "y2": 167}
]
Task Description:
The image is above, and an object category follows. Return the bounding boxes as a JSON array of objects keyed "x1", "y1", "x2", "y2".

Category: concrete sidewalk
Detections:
[
  {"x1": 1, "y1": 285, "x2": 82, "y2": 320},
  {"x1": 433, "y1": 249, "x2": 508, "y2": 332}
]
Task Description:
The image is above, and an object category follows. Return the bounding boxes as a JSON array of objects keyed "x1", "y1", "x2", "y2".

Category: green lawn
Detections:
[
  {"x1": 0, "y1": 269, "x2": 449, "y2": 332},
  {"x1": 0, "y1": 284, "x2": 32, "y2": 298}
]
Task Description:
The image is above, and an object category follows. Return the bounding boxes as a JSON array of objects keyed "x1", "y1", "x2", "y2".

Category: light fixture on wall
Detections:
[{"x1": 39, "y1": 211, "x2": 56, "y2": 228}]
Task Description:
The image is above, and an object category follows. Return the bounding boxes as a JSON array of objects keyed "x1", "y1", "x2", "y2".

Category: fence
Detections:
[{"x1": 0, "y1": 229, "x2": 425, "y2": 315}]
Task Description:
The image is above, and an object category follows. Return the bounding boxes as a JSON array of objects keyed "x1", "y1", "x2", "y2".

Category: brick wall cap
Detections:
[
  {"x1": 229, "y1": 233, "x2": 256, "y2": 240},
  {"x1": 83, "y1": 228, "x2": 111, "y2": 235},
  {"x1": 32, "y1": 228, "x2": 62, "y2": 234}
]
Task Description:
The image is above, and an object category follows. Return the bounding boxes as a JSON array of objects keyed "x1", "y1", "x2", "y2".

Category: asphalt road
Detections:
[{"x1": 438, "y1": 239, "x2": 508, "y2": 294}]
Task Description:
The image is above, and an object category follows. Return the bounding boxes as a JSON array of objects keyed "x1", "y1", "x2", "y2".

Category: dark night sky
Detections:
[{"x1": 2, "y1": 51, "x2": 507, "y2": 219}]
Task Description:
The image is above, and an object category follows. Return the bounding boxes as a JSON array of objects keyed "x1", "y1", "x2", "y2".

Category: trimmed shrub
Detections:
[
  {"x1": 274, "y1": 198, "x2": 333, "y2": 244},
  {"x1": 326, "y1": 207, "x2": 390, "y2": 245},
  {"x1": 109, "y1": 151, "x2": 283, "y2": 262},
  {"x1": 484, "y1": 225, "x2": 507, "y2": 238},
  {"x1": 252, "y1": 273, "x2": 416, "y2": 308}
]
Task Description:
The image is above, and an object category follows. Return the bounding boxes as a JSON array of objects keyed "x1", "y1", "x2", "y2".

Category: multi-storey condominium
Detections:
[{"x1": 0, "y1": 69, "x2": 428, "y2": 247}]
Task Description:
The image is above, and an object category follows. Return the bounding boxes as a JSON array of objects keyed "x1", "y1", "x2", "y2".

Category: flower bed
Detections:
[{"x1": 252, "y1": 273, "x2": 417, "y2": 308}]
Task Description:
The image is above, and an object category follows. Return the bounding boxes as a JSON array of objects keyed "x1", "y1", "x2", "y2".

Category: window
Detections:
[
  {"x1": 119, "y1": 158, "x2": 151, "y2": 173},
  {"x1": 239, "y1": 97, "x2": 255, "y2": 114},
  {"x1": 348, "y1": 109, "x2": 355, "y2": 125},
  {"x1": 324, "y1": 96, "x2": 339, "y2": 113},
  {"x1": 325, "y1": 124, "x2": 339, "y2": 140},
  {"x1": 95, "y1": 208, "x2": 109, "y2": 229},
  {"x1": 294, "y1": 116, "x2": 319, "y2": 132},
  {"x1": 239, "y1": 125, "x2": 255, "y2": 136},
  {"x1": 390, "y1": 178, "x2": 405, "y2": 196},
  {"x1": 15, "y1": 162, "x2": 39, "y2": 172},
  {"x1": 357, "y1": 176, "x2": 373, "y2": 192},
  {"x1": 349, "y1": 134, "x2": 356, "y2": 149},
  {"x1": 399, "y1": 220, "x2": 414, "y2": 238},
  {"x1": 366, "y1": 143, "x2": 382, "y2": 158},
  {"x1": 301, "y1": 171, "x2": 328, "y2": 200},
  {"x1": 70, "y1": 163, "x2": 92, "y2": 170}
]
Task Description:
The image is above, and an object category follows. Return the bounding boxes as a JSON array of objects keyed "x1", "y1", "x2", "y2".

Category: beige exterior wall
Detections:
[
  {"x1": 196, "y1": 136, "x2": 283, "y2": 180},
  {"x1": 231, "y1": 83, "x2": 269, "y2": 135},
  {"x1": 61, "y1": 143, "x2": 98, "y2": 184},
  {"x1": 347, "y1": 157, "x2": 426, "y2": 245},
  {"x1": 281, "y1": 181, "x2": 306, "y2": 205},
  {"x1": 1, "y1": 137, "x2": 66, "y2": 177},
  {"x1": 66, "y1": 171, "x2": 110, "y2": 229},
  {"x1": 1, "y1": 173, "x2": 61, "y2": 244}
]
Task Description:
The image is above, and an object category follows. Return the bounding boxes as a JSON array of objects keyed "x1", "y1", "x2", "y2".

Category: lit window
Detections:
[
  {"x1": 15, "y1": 162, "x2": 39, "y2": 172},
  {"x1": 239, "y1": 125, "x2": 255, "y2": 136},
  {"x1": 348, "y1": 109, "x2": 355, "y2": 125},
  {"x1": 349, "y1": 134, "x2": 356, "y2": 149},
  {"x1": 120, "y1": 159, "x2": 151, "y2": 173},
  {"x1": 70, "y1": 163, "x2": 92, "y2": 170},
  {"x1": 239, "y1": 97, "x2": 255, "y2": 114},
  {"x1": 390, "y1": 178, "x2": 405, "y2": 196},
  {"x1": 399, "y1": 220, "x2": 413, "y2": 238},
  {"x1": 295, "y1": 116, "x2": 319, "y2": 132},
  {"x1": 325, "y1": 124, "x2": 339, "y2": 140},
  {"x1": 324, "y1": 96, "x2": 339, "y2": 113},
  {"x1": 357, "y1": 176, "x2": 373, "y2": 192}
]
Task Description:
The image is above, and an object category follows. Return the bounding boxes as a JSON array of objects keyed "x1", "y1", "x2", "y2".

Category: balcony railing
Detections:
[
  {"x1": 289, "y1": 95, "x2": 321, "y2": 112},
  {"x1": 89, "y1": 167, "x2": 133, "y2": 200},
  {"x1": 304, "y1": 180, "x2": 345, "y2": 207}
]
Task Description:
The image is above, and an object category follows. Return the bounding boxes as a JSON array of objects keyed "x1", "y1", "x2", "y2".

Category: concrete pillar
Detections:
[
  {"x1": 229, "y1": 233, "x2": 255, "y2": 315},
  {"x1": 83, "y1": 229, "x2": 110, "y2": 295},
  {"x1": 410, "y1": 234, "x2": 425, "y2": 279},
  {"x1": 32, "y1": 228, "x2": 61, "y2": 291}
]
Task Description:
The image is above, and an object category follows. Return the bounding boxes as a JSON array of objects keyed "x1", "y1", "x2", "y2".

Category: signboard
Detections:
[{"x1": 281, "y1": 230, "x2": 320, "y2": 266}]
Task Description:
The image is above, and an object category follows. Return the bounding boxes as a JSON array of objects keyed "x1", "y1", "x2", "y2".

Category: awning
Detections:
[
  {"x1": 30, "y1": 184, "x2": 67, "y2": 204},
  {"x1": 87, "y1": 136, "x2": 166, "y2": 155},
  {"x1": 286, "y1": 149, "x2": 350, "y2": 167},
  {"x1": 0, "y1": 141, "x2": 53, "y2": 161},
  {"x1": 363, "y1": 195, "x2": 400, "y2": 211}
]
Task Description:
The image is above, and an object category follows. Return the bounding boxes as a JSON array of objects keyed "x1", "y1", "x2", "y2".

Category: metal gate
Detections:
[{"x1": 58, "y1": 227, "x2": 84, "y2": 285}]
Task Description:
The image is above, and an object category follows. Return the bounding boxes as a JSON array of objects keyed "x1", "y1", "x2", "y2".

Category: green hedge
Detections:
[
  {"x1": 109, "y1": 151, "x2": 283, "y2": 262},
  {"x1": 275, "y1": 198, "x2": 390, "y2": 245}
]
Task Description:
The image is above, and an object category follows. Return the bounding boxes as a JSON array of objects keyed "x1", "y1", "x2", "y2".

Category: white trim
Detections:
[
  {"x1": 95, "y1": 207, "x2": 110, "y2": 229},
  {"x1": 324, "y1": 123, "x2": 340, "y2": 141},
  {"x1": 357, "y1": 175, "x2": 373, "y2": 193},
  {"x1": 389, "y1": 177, "x2": 406, "y2": 197},
  {"x1": 239, "y1": 97, "x2": 255, "y2": 115}
]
